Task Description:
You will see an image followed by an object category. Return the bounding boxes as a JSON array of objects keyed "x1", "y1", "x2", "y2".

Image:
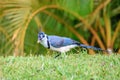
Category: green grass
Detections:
[{"x1": 0, "y1": 53, "x2": 120, "y2": 80}]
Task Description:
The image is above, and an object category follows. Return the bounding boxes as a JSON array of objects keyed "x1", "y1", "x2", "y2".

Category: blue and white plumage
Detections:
[{"x1": 37, "y1": 32, "x2": 105, "y2": 54}]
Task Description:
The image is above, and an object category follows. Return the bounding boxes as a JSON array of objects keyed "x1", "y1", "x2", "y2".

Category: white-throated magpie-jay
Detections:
[{"x1": 37, "y1": 32, "x2": 107, "y2": 57}]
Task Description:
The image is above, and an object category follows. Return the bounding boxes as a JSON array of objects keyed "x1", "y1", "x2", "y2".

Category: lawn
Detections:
[{"x1": 0, "y1": 53, "x2": 120, "y2": 80}]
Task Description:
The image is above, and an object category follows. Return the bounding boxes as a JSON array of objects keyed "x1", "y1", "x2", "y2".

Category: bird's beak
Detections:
[{"x1": 37, "y1": 39, "x2": 40, "y2": 43}]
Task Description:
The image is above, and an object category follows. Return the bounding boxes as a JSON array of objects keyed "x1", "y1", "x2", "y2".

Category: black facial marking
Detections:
[{"x1": 38, "y1": 32, "x2": 45, "y2": 40}]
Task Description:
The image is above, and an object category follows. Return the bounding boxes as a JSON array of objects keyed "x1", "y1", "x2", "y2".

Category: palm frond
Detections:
[{"x1": 0, "y1": 1, "x2": 32, "y2": 56}]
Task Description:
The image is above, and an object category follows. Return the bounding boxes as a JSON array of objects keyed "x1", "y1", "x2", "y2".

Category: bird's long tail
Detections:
[{"x1": 78, "y1": 44, "x2": 107, "y2": 52}]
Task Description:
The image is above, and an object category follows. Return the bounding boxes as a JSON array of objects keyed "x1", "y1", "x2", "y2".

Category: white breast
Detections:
[
  {"x1": 50, "y1": 45, "x2": 77, "y2": 53},
  {"x1": 40, "y1": 38, "x2": 48, "y2": 48}
]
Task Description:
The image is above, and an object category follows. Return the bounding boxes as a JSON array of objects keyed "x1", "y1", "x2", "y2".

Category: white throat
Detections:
[{"x1": 39, "y1": 37, "x2": 48, "y2": 48}]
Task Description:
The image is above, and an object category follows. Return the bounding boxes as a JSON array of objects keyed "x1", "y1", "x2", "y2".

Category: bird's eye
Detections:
[{"x1": 42, "y1": 35, "x2": 45, "y2": 37}]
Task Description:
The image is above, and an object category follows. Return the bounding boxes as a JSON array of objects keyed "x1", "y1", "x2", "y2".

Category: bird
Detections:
[{"x1": 37, "y1": 32, "x2": 107, "y2": 57}]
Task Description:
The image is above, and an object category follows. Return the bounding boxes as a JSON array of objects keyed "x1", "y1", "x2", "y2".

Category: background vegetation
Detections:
[
  {"x1": 0, "y1": 1, "x2": 120, "y2": 79},
  {"x1": 0, "y1": 0, "x2": 120, "y2": 56}
]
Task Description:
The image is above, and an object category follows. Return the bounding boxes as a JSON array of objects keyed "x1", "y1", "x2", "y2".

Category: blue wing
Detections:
[{"x1": 48, "y1": 36, "x2": 77, "y2": 48}]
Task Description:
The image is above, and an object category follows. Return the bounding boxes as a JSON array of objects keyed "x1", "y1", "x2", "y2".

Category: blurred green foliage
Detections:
[{"x1": 0, "y1": 0, "x2": 120, "y2": 56}]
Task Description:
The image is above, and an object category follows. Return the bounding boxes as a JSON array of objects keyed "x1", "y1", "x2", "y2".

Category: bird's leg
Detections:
[
  {"x1": 54, "y1": 52, "x2": 61, "y2": 58},
  {"x1": 61, "y1": 52, "x2": 67, "y2": 58}
]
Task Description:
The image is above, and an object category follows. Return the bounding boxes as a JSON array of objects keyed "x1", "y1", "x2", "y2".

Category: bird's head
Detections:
[{"x1": 37, "y1": 32, "x2": 47, "y2": 43}]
